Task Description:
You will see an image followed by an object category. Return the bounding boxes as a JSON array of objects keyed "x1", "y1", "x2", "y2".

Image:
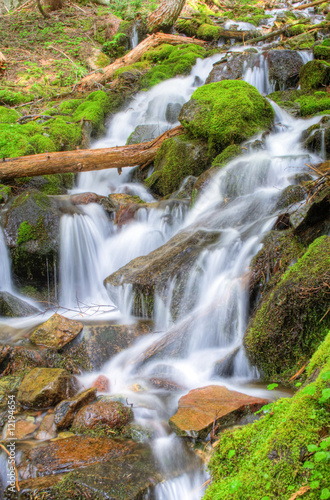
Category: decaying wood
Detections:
[
  {"x1": 294, "y1": 0, "x2": 326, "y2": 10},
  {"x1": 79, "y1": 33, "x2": 206, "y2": 87},
  {"x1": 0, "y1": 51, "x2": 6, "y2": 62},
  {"x1": 147, "y1": 0, "x2": 186, "y2": 32},
  {"x1": 248, "y1": 26, "x2": 290, "y2": 43},
  {"x1": 0, "y1": 126, "x2": 183, "y2": 181}
]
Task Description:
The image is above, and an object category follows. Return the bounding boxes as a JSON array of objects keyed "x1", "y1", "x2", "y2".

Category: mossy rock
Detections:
[
  {"x1": 147, "y1": 135, "x2": 212, "y2": 197},
  {"x1": 284, "y1": 32, "x2": 315, "y2": 50},
  {"x1": 0, "y1": 375, "x2": 23, "y2": 410},
  {"x1": 179, "y1": 80, "x2": 274, "y2": 154},
  {"x1": 313, "y1": 41, "x2": 330, "y2": 61},
  {"x1": 196, "y1": 23, "x2": 221, "y2": 41},
  {"x1": 212, "y1": 145, "x2": 242, "y2": 168},
  {"x1": 299, "y1": 60, "x2": 330, "y2": 92},
  {"x1": 244, "y1": 236, "x2": 330, "y2": 380},
  {"x1": 205, "y1": 332, "x2": 330, "y2": 499},
  {"x1": 296, "y1": 91, "x2": 330, "y2": 116},
  {"x1": 2, "y1": 189, "x2": 62, "y2": 289},
  {"x1": 0, "y1": 291, "x2": 39, "y2": 318}
]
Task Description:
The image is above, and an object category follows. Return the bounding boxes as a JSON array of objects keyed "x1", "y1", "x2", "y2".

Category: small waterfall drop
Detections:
[
  {"x1": 0, "y1": 227, "x2": 12, "y2": 292},
  {"x1": 243, "y1": 53, "x2": 275, "y2": 95}
]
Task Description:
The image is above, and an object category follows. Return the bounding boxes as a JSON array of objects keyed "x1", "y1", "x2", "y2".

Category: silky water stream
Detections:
[{"x1": 0, "y1": 47, "x2": 323, "y2": 498}]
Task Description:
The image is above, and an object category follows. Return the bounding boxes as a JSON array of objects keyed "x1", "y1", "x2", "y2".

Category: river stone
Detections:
[
  {"x1": 127, "y1": 124, "x2": 160, "y2": 144},
  {"x1": 206, "y1": 52, "x2": 257, "y2": 84},
  {"x1": 30, "y1": 313, "x2": 84, "y2": 350},
  {"x1": 304, "y1": 120, "x2": 330, "y2": 160},
  {"x1": 169, "y1": 385, "x2": 268, "y2": 439},
  {"x1": 69, "y1": 192, "x2": 113, "y2": 213},
  {"x1": 35, "y1": 410, "x2": 57, "y2": 440},
  {"x1": 54, "y1": 387, "x2": 97, "y2": 430},
  {"x1": 16, "y1": 435, "x2": 137, "y2": 479},
  {"x1": 0, "y1": 375, "x2": 22, "y2": 410},
  {"x1": 266, "y1": 50, "x2": 304, "y2": 90},
  {"x1": 0, "y1": 292, "x2": 39, "y2": 318},
  {"x1": 0, "y1": 344, "x2": 46, "y2": 376},
  {"x1": 12, "y1": 442, "x2": 162, "y2": 499},
  {"x1": 5, "y1": 418, "x2": 38, "y2": 440},
  {"x1": 293, "y1": 186, "x2": 330, "y2": 245},
  {"x1": 104, "y1": 229, "x2": 220, "y2": 319},
  {"x1": 170, "y1": 175, "x2": 197, "y2": 200},
  {"x1": 77, "y1": 322, "x2": 152, "y2": 370},
  {"x1": 275, "y1": 184, "x2": 307, "y2": 210},
  {"x1": 72, "y1": 400, "x2": 133, "y2": 432},
  {"x1": 17, "y1": 368, "x2": 78, "y2": 409}
]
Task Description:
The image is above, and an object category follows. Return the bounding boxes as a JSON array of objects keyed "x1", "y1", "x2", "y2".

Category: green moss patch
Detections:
[
  {"x1": 212, "y1": 145, "x2": 242, "y2": 168},
  {"x1": 299, "y1": 60, "x2": 330, "y2": 92},
  {"x1": 205, "y1": 333, "x2": 330, "y2": 500},
  {"x1": 179, "y1": 80, "x2": 274, "y2": 154},
  {"x1": 244, "y1": 236, "x2": 330, "y2": 381}
]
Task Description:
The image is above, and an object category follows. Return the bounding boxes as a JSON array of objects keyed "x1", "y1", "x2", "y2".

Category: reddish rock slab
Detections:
[
  {"x1": 30, "y1": 314, "x2": 83, "y2": 350},
  {"x1": 72, "y1": 400, "x2": 132, "y2": 432},
  {"x1": 169, "y1": 385, "x2": 268, "y2": 439},
  {"x1": 54, "y1": 387, "x2": 97, "y2": 430},
  {"x1": 92, "y1": 375, "x2": 110, "y2": 393},
  {"x1": 17, "y1": 435, "x2": 136, "y2": 480}
]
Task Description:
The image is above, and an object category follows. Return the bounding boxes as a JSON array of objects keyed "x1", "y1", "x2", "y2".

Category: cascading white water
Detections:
[
  {"x1": 130, "y1": 25, "x2": 139, "y2": 49},
  {"x1": 0, "y1": 227, "x2": 12, "y2": 292}
]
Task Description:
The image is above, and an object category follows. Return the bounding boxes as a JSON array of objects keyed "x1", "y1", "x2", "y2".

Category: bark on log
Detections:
[
  {"x1": 294, "y1": 0, "x2": 326, "y2": 10},
  {"x1": 147, "y1": 0, "x2": 186, "y2": 32},
  {"x1": 0, "y1": 126, "x2": 184, "y2": 182},
  {"x1": 79, "y1": 33, "x2": 206, "y2": 87}
]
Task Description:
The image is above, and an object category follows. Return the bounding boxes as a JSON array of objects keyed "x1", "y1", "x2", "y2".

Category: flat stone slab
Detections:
[
  {"x1": 169, "y1": 385, "x2": 268, "y2": 439},
  {"x1": 30, "y1": 313, "x2": 83, "y2": 350}
]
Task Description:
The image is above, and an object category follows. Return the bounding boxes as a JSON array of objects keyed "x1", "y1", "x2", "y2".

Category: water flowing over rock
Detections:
[
  {"x1": 206, "y1": 51, "x2": 257, "y2": 84},
  {"x1": 104, "y1": 229, "x2": 220, "y2": 319},
  {"x1": 169, "y1": 385, "x2": 268, "y2": 439},
  {"x1": 17, "y1": 368, "x2": 79, "y2": 409},
  {"x1": 30, "y1": 314, "x2": 83, "y2": 350},
  {"x1": 266, "y1": 50, "x2": 304, "y2": 90},
  {"x1": 0, "y1": 292, "x2": 39, "y2": 317}
]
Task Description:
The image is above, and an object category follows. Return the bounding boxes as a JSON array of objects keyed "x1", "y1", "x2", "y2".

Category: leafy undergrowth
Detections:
[{"x1": 205, "y1": 331, "x2": 330, "y2": 500}]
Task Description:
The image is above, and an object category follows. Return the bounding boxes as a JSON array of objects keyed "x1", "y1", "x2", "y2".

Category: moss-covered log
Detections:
[{"x1": 0, "y1": 126, "x2": 183, "y2": 181}]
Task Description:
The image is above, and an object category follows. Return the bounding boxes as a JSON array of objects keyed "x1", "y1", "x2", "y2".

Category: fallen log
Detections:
[
  {"x1": 79, "y1": 33, "x2": 206, "y2": 87},
  {"x1": 0, "y1": 126, "x2": 184, "y2": 182}
]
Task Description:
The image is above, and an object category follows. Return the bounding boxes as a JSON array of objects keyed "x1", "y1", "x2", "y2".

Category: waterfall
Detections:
[
  {"x1": 0, "y1": 227, "x2": 12, "y2": 292},
  {"x1": 243, "y1": 54, "x2": 275, "y2": 95}
]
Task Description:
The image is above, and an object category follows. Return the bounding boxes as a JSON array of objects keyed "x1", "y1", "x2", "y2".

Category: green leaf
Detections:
[
  {"x1": 261, "y1": 497, "x2": 270, "y2": 500},
  {"x1": 319, "y1": 388, "x2": 330, "y2": 403},
  {"x1": 228, "y1": 449, "x2": 236, "y2": 459},
  {"x1": 295, "y1": 382, "x2": 302, "y2": 387},
  {"x1": 229, "y1": 479, "x2": 241, "y2": 492},
  {"x1": 320, "y1": 438, "x2": 330, "y2": 450},
  {"x1": 320, "y1": 488, "x2": 330, "y2": 500},
  {"x1": 310, "y1": 481, "x2": 320, "y2": 490},
  {"x1": 303, "y1": 460, "x2": 314, "y2": 469},
  {"x1": 267, "y1": 383, "x2": 278, "y2": 391},
  {"x1": 307, "y1": 444, "x2": 320, "y2": 453},
  {"x1": 314, "y1": 451, "x2": 327, "y2": 462},
  {"x1": 321, "y1": 371, "x2": 330, "y2": 381},
  {"x1": 255, "y1": 403, "x2": 273, "y2": 415}
]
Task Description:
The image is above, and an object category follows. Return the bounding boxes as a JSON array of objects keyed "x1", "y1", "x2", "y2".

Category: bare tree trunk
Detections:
[
  {"x1": 79, "y1": 33, "x2": 206, "y2": 88},
  {"x1": 0, "y1": 126, "x2": 183, "y2": 182},
  {"x1": 147, "y1": 0, "x2": 186, "y2": 33}
]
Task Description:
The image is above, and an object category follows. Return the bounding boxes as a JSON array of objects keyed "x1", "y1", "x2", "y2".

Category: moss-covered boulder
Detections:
[
  {"x1": 205, "y1": 331, "x2": 330, "y2": 500},
  {"x1": 145, "y1": 135, "x2": 211, "y2": 197},
  {"x1": 30, "y1": 314, "x2": 84, "y2": 350},
  {"x1": 2, "y1": 189, "x2": 62, "y2": 291},
  {"x1": 299, "y1": 60, "x2": 330, "y2": 91},
  {"x1": 17, "y1": 368, "x2": 78, "y2": 409},
  {"x1": 244, "y1": 236, "x2": 330, "y2": 380},
  {"x1": 104, "y1": 229, "x2": 220, "y2": 319},
  {"x1": 179, "y1": 80, "x2": 274, "y2": 154},
  {"x1": 313, "y1": 39, "x2": 330, "y2": 61}
]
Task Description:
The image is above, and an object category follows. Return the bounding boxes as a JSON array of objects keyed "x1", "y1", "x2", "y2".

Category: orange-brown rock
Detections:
[
  {"x1": 54, "y1": 387, "x2": 97, "y2": 430},
  {"x1": 169, "y1": 385, "x2": 268, "y2": 438},
  {"x1": 92, "y1": 375, "x2": 110, "y2": 393},
  {"x1": 17, "y1": 435, "x2": 136, "y2": 479},
  {"x1": 6, "y1": 419, "x2": 38, "y2": 440},
  {"x1": 35, "y1": 411, "x2": 57, "y2": 440},
  {"x1": 72, "y1": 400, "x2": 133, "y2": 432},
  {"x1": 30, "y1": 314, "x2": 83, "y2": 350}
]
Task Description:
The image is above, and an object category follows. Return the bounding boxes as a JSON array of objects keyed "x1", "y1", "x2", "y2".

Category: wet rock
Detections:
[
  {"x1": 212, "y1": 348, "x2": 240, "y2": 378},
  {"x1": 54, "y1": 387, "x2": 97, "y2": 430},
  {"x1": 108, "y1": 192, "x2": 145, "y2": 210},
  {"x1": 206, "y1": 52, "x2": 256, "y2": 84},
  {"x1": 275, "y1": 185, "x2": 307, "y2": 210},
  {"x1": 127, "y1": 124, "x2": 161, "y2": 145},
  {"x1": 70, "y1": 192, "x2": 113, "y2": 213},
  {"x1": 2, "y1": 190, "x2": 62, "y2": 290},
  {"x1": 5, "y1": 418, "x2": 38, "y2": 440},
  {"x1": 0, "y1": 375, "x2": 22, "y2": 410},
  {"x1": 72, "y1": 400, "x2": 133, "y2": 433},
  {"x1": 114, "y1": 203, "x2": 140, "y2": 227},
  {"x1": 0, "y1": 292, "x2": 39, "y2": 318},
  {"x1": 35, "y1": 410, "x2": 57, "y2": 440},
  {"x1": 30, "y1": 314, "x2": 83, "y2": 350},
  {"x1": 304, "y1": 120, "x2": 330, "y2": 160},
  {"x1": 149, "y1": 377, "x2": 184, "y2": 391},
  {"x1": 146, "y1": 136, "x2": 211, "y2": 197},
  {"x1": 293, "y1": 186, "x2": 330, "y2": 245},
  {"x1": 104, "y1": 229, "x2": 220, "y2": 319},
  {"x1": 78, "y1": 322, "x2": 152, "y2": 370},
  {"x1": 165, "y1": 102, "x2": 182, "y2": 123},
  {"x1": 245, "y1": 235, "x2": 330, "y2": 379},
  {"x1": 17, "y1": 368, "x2": 78, "y2": 409},
  {"x1": 169, "y1": 385, "x2": 268, "y2": 439},
  {"x1": 0, "y1": 344, "x2": 46, "y2": 376},
  {"x1": 92, "y1": 375, "x2": 110, "y2": 392},
  {"x1": 266, "y1": 50, "x2": 304, "y2": 90},
  {"x1": 16, "y1": 435, "x2": 136, "y2": 479},
  {"x1": 170, "y1": 175, "x2": 197, "y2": 200},
  {"x1": 193, "y1": 166, "x2": 219, "y2": 197},
  {"x1": 13, "y1": 442, "x2": 162, "y2": 499}
]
